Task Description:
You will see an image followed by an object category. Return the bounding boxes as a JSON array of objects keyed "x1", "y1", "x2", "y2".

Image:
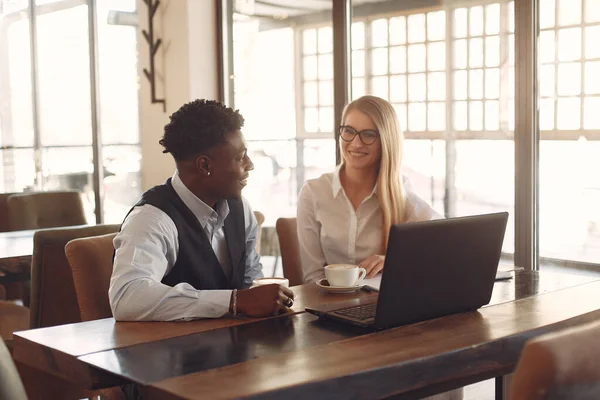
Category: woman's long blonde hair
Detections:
[{"x1": 340, "y1": 95, "x2": 406, "y2": 252}]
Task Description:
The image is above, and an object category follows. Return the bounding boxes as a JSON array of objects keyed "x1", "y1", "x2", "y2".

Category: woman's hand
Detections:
[{"x1": 359, "y1": 255, "x2": 385, "y2": 278}]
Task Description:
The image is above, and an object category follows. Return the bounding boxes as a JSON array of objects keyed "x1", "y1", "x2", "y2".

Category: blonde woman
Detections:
[{"x1": 297, "y1": 95, "x2": 442, "y2": 283}]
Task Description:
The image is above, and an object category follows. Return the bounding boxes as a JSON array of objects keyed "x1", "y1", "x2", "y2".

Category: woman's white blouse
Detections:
[{"x1": 297, "y1": 169, "x2": 442, "y2": 283}]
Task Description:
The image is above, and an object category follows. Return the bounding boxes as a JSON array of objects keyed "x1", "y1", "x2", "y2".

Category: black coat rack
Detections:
[{"x1": 142, "y1": 0, "x2": 166, "y2": 111}]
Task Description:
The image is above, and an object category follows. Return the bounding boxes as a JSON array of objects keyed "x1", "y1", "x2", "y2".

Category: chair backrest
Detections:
[
  {"x1": 0, "y1": 301, "x2": 29, "y2": 343},
  {"x1": 7, "y1": 190, "x2": 87, "y2": 231},
  {"x1": 510, "y1": 320, "x2": 600, "y2": 400},
  {"x1": 65, "y1": 233, "x2": 117, "y2": 322},
  {"x1": 30, "y1": 224, "x2": 120, "y2": 328},
  {"x1": 0, "y1": 338, "x2": 27, "y2": 400},
  {"x1": 0, "y1": 192, "x2": 18, "y2": 232},
  {"x1": 275, "y1": 217, "x2": 303, "y2": 286},
  {"x1": 254, "y1": 210, "x2": 265, "y2": 254}
]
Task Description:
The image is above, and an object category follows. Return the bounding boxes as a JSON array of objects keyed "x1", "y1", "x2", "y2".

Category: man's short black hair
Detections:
[{"x1": 159, "y1": 99, "x2": 245, "y2": 161}]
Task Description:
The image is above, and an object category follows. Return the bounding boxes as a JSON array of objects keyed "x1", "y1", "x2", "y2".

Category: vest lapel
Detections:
[{"x1": 224, "y1": 198, "x2": 246, "y2": 288}]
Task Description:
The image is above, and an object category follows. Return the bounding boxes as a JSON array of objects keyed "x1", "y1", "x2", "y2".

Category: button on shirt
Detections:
[
  {"x1": 297, "y1": 168, "x2": 442, "y2": 283},
  {"x1": 109, "y1": 172, "x2": 263, "y2": 321}
]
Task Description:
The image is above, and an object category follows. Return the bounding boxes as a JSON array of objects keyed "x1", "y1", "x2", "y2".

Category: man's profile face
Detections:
[{"x1": 206, "y1": 130, "x2": 254, "y2": 199}]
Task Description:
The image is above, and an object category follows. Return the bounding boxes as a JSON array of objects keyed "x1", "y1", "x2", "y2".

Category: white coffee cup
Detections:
[
  {"x1": 251, "y1": 277, "x2": 290, "y2": 288},
  {"x1": 324, "y1": 264, "x2": 367, "y2": 287}
]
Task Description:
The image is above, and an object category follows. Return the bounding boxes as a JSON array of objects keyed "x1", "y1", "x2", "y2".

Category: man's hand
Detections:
[
  {"x1": 359, "y1": 255, "x2": 385, "y2": 278},
  {"x1": 236, "y1": 284, "x2": 295, "y2": 317}
]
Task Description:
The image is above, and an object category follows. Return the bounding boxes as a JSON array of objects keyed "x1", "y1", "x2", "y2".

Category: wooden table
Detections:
[
  {"x1": 0, "y1": 230, "x2": 34, "y2": 284},
  {"x1": 13, "y1": 270, "x2": 600, "y2": 399}
]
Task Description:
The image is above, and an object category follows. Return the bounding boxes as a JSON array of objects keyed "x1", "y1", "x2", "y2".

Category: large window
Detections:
[{"x1": 0, "y1": 0, "x2": 141, "y2": 224}]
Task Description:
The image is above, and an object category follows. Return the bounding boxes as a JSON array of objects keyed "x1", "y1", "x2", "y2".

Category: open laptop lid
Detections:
[{"x1": 372, "y1": 212, "x2": 508, "y2": 329}]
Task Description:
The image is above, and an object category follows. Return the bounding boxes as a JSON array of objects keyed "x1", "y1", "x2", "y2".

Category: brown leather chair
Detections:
[
  {"x1": 65, "y1": 233, "x2": 117, "y2": 322},
  {"x1": 7, "y1": 190, "x2": 87, "y2": 231},
  {"x1": 275, "y1": 217, "x2": 303, "y2": 286},
  {"x1": 0, "y1": 192, "x2": 18, "y2": 232},
  {"x1": 254, "y1": 210, "x2": 265, "y2": 254},
  {"x1": 510, "y1": 320, "x2": 600, "y2": 400},
  {"x1": 0, "y1": 301, "x2": 29, "y2": 351},
  {"x1": 0, "y1": 338, "x2": 27, "y2": 400},
  {"x1": 29, "y1": 224, "x2": 120, "y2": 329}
]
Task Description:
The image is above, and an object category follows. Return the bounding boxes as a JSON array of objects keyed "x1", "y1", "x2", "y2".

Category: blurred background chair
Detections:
[
  {"x1": 29, "y1": 224, "x2": 120, "y2": 329},
  {"x1": 275, "y1": 217, "x2": 303, "y2": 286},
  {"x1": 65, "y1": 233, "x2": 117, "y2": 322},
  {"x1": 0, "y1": 338, "x2": 28, "y2": 400},
  {"x1": 0, "y1": 301, "x2": 29, "y2": 353},
  {"x1": 254, "y1": 210, "x2": 265, "y2": 254},
  {"x1": 7, "y1": 190, "x2": 87, "y2": 231},
  {"x1": 510, "y1": 320, "x2": 600, "y2": 400},
  {"x1": 0, "y1": 192, "x2": 18, "y2": 233}
]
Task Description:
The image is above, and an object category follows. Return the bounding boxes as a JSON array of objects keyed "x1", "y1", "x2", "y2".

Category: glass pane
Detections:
[
  {"x1": 428, "y1": 102, "x2": 445, "y2": 131},
  {"x1": 352, "y1": 50, "x2": 365, "y2": 77},
  {"x1": 319, "y1": 81, "x2": 334, "y2": 106},
  {"x1": 469, "y1": 6, "x2": 484, "y2": 37},
  {"x1": 318, "y1": 26, "x2": 333, "y2": 54},
  {"x1": 454, "y1": 71, "x2": 468, "y2": 100},
  {"x1": 36, "y1": 3, "x2": 92, "y2": 146},
  {"x1": 557, "y1": 28, "x2": 582, "y2": 62},
  {"x1": 389, "y1": 75, "x2": 407, "y2": 103},
  {"x1": 469, "y1": 38, "x2": 484, "y2": 68},
  {"x1": 583, "y1": 97, "x2": 600, "y2": 129},
  {"x1": 389, "y1": 46, "x2": 407, "y2": 74},
  {"x1": 454, "y1": 39, "x2": 468, "y2": 69},
  {"x1": 427, "y1": 11, "x2": 445, "y2": 41},
  {"x1": 407, "y1": 14, "x2": 426, "y2": 43},
  {"x1": 485, "y1": 68, "x2": 500, "y2": 99},
  {"x1": 584, "y1": 62, "x2": 600, "y2": 94},
  {"x1": 427, "y1": 42, "x2": 445, "y2": 71},
  {"x1": 557, "y1": 97, "x2": 581, "y2": 130},
  {"x1": 485, "y1": 100, "x2": 500, "y2": 131},
  {"x1": 469, "y1": 101, "x2": 483, "y2": 131},
  {"x1": 352, "y1": 78, "x2": 365, "y2": 100},
  {"x1": 303, "y1": 55, "x2": 318, "y2": 80},
  {"x1": 393, "y1": 103, "x2": 407, "y2": 132},
  {"x1": 485, "y1": 36, "x2": 500, "y2": 67},
  {"x1": 557, "y1": 63, "x2": 581, "y2": 96},
  {"x1": 370, "y1": 76, "x2": 389, "y2": 99},
  {"x1": 469, "y1": 69, "x2": 484, "y2": 99},
  {"x1": 303, "y1": 29, "x2": 317, "y2": 55},
  {"x1": 539, "y1": 31, "x2": 556, "y2": 63},
  {"x1": 304, "y1": 108, "x2": 319, "y2": 133},
  {"x1": 540, "y1": 0, "x2": 556, "y2": 29},
  {"x1": 454, "y1": 8, "x2": 468, "y2": 38},
  {"x1": 0, "y1": 149, "x2": 35, "y2": 192},
  {"x1": 539, "y1": 98, "x2": 556, "y2": 130},
  {"x1": 318, "y1": 54, "x2": 333, "y2": 80},
  {"x1": 304, "y1": 82, "x2": 319, "y2": 107},
  {"x1": 408, "y1": 102, "x2": 426, "y2": 131},
  {"x1": 2, "y1": 5, "x2": 34, "y2": 148},
  {"x1": 585, "y1": 26, "x2": 600, "y2": 59},
  {"x1": 539, "y1": 65, "x2": 556, "y2": 98},
  {"x1": 97, "y1": 0, "x2": 139, "y2": 145},
  {"x1": 485, "y1": 4, "x2": 500, "y2": 35},
  {"x1": 319, "y1": 107, "x2": 334, "y2": 132},
  {"x1": 371, "y1": 48, "x2": 388, "y2": 76},
  {"x1": 351, "y1": 22, "x2": 365, "y2": 50},
  {"x1": 558, "y1": 0, "x2": 581, "y2": 26},
  {"x1": 408, "y1": 74, "x2": 426, "y2": 102},
  {"x1": 389, "y1": 16, "x2": 406, "y2": 45},
  {"x1": 407, "y1": 44, "x2": 426, "y2": 72},
  {"x1": 41, "y1": 146, "x2": 94, "y2": 222},
  {"x1": 586, "y1": 0, "x2": 600, "y2": 23},
  {"x1": 454, "y1": 101, "x2": 468, "y2": 130},
  {"x1": 428, "y1": 73, "x2": 445, "y2": 101},
  {"x1": 103, "y1": 145, "x2": 141, "y2": 223},
  {"x1": 371, "y1": 19, "x2": 388, "y2": 47}
]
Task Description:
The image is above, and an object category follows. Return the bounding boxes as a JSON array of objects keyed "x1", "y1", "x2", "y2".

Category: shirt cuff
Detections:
[{"x1": 196, "y1": 289, "x2": 233, "y2": 318}]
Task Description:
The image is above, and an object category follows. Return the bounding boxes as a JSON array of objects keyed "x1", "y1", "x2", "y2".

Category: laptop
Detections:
[{"x1": 306, "y1": 212, "x2": 509, "y2": 330}]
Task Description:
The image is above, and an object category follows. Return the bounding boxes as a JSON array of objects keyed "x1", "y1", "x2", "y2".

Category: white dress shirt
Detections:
[
  {"x1": 109, "y1": 172, "x2": 263, "y2": 321},
  {"x1": 297, "y1": 167, "x2": 442, "y2": 283}
]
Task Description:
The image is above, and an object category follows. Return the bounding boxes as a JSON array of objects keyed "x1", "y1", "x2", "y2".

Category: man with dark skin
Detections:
[{"x1": 109, "y1": 99, "x2": 294, "y2": 322}]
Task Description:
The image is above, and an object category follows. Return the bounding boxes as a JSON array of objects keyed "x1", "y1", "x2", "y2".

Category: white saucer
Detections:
[{"x1": 316, "y1": 278, "x2": 366, "y2": 294}]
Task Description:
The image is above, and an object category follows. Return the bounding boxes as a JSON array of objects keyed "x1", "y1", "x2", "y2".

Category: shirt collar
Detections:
[
  {"x1": 331, "y1": 165, "x2": 379, "y2": 198},
  {"x1": 171, "y1": 172, "x2": 230, "y2": 228}
]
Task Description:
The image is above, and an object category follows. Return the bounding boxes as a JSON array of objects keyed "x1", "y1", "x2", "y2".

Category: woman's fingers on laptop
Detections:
[{"x1": 359, "y1": 255, "x2": 385, "y2": 278}]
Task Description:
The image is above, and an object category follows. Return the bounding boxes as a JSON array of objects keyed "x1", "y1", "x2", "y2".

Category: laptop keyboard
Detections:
[{"x1": 333, "y1": 303, "x2": 377, "y2": 321}]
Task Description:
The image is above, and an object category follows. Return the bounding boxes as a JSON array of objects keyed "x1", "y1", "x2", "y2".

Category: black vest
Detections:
[{"x1": 123, "y1": 179, "x2": 247, "y2": 290}]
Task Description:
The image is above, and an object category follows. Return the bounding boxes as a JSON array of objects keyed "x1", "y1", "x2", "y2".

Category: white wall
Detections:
[{"x1": 137, "y1": 0, "x2": 219, "y2": 190}]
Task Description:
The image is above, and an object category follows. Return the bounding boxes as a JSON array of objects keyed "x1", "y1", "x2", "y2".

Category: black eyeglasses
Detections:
[{"x1": 339, "y1": 125, "x2": 379, "y2": 145}]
